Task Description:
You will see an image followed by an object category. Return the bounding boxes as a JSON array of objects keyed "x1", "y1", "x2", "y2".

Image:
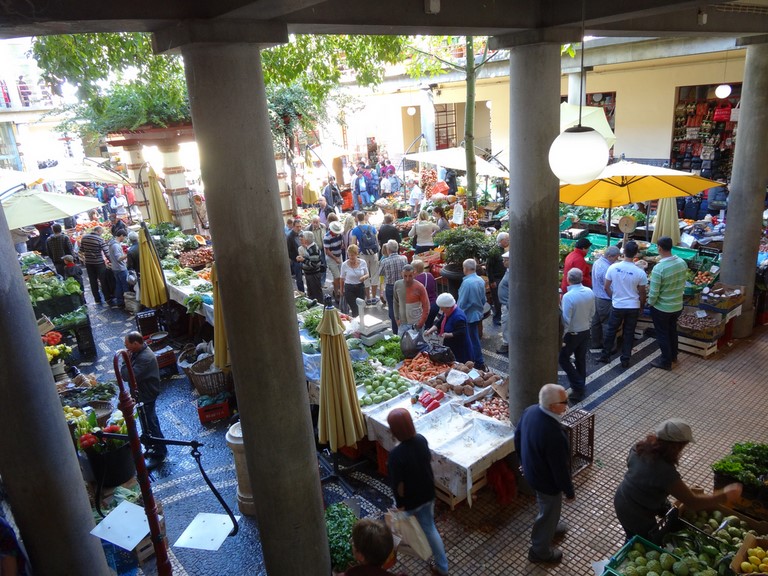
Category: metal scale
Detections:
[{"x1": 354, "y1": 297, "x2": 392, "y2": 346}]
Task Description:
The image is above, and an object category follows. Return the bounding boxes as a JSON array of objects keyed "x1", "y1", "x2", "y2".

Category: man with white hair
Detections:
[
  {"x1": 514, "y1": 383, "x2": 574, "y2": 564},
  {"x1": 379, "y1": 239, "x2": 408, "y2": 332},
  {"x1": 407, "y1": 178, "x2": 422, "y2": 217},
  {"x1": 487, "y1": 231, "x2": 510, "y2": 326},
  {"x1": 590, "y1": 245, "x2": 621, "y2": 349},
  {"x1": 457, "y1": 258, "x2": 487, "y2": 370},
  {"x1": 560, "y1": 268, "x2": 596, "y2": 402}
]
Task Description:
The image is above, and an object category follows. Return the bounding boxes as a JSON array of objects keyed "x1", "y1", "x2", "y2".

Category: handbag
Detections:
[
  {"x1": 428, "y1": 344, "x2": 455, "y2": 364},
  {"x1": 730, "y1": 101, "x2": 741, "y2": 123},
  {"x1": 384, "y1": 509, "x2": 432, "y2": 560},
  {"x1": 713, "y1": 104, "x2": 731, "y2": 122}
]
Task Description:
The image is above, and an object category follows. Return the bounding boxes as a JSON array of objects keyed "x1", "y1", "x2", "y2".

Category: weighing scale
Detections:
[{"x1": 355, "y1": 297, "x2": 392, "y2": 346}]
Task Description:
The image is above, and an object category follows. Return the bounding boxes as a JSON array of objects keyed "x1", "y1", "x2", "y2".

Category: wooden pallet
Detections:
[
  {"x1": 434, "y1": 470, "x2": 488, "y2": 511},
  {"x1": 679, "y1": 335, "x2": 718, "y2": 357},
  {"x1": 635, "y1": 317, "x2": 654, "y2": 339}
]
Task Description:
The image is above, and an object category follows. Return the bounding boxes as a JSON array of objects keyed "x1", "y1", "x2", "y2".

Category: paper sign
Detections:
[{"x1": 695, "y1": 310, "x2": 708, "y2": 318}]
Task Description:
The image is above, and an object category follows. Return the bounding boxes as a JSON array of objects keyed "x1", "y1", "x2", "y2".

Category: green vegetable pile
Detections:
[
  {"x1": 612, "y1": 207, "x2": 647, "y2": 223},
  {"x1": 352, "y1": 360, "x2": 376, "y2": 382},
  {"x1": 194, "y1": 282, "x2": 213, "y2": 293},
  {"x1": 302, "y1": 307, "x2": 324, "y2": 339},
  {"x1": 60, "y1": 382, "x2": 118, "y2": 407},
  {"x1": 712, "y1": 442, "x2": 768, "y2": 489},
  {"x1": 324, "y1": 502, "x2": 357, "y2": 573},
  {"x1": 168, "y1": 267, "x2": 198, "y2": 286},
  {"x1": 295, "y1": 297, "x2": 315, "y2": 313},
  {"x1": 52, "y1": 306, "x2": 89, "y2": 329},
  {"x1": 359, "y1": 372, "x2": 411, "y2": 405},
  {"x1": 26, "y1": 276, "x2": 82, "y2": 302},
  {"x1": 20, "y1": 253, "x2": 45, "y2": 271},
  {"x1": 161, "y1": 257, "x2": 179, "y2": 270},
  {"x1": 365, "y1": 336, "x2": 404, "y2": 367},
  {"x1": 183, "y1": 294, "x2": 205, "y2": 314}
]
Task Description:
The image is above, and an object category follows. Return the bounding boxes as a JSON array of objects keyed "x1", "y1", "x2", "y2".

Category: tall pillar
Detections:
[
  {"x1": 506, "y1": 43, "x2": 562, "y2": 421},
  {"x1": 122, "y1": 143, "x2": 150, "y2": 220},
  {"x1": 720, "y1": 41, "x2": 768, "y2": 337},
  {"x1": 159, "y1": 143, "x2": 196, "y2": 233},
  {"x1": 567, "y1": 71, "x2": 586, "y2": 106},
  {"x1": 0, "y1": 210, "x2": 111, "y2": 575},
  {"x1": 179, "y1": 43, "x2": 330, "y2": 573}
]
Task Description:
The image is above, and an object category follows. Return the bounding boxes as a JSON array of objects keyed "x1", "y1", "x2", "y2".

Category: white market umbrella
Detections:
[
  {"x1": 29, "y1": 161, "x2": 127, "y2": 185},
  {"x1": 2, "y1": 188, "x2": 103, "y2": 229},
  {"x1": 560, "y1": 103, "x2": 616, "y2": 148},
  {"x1": 404, "y1": 147, "x2": 508, "y2": 178},
  {"x1": 0, "y1": 168, "x2": 42, "y2": 197}
]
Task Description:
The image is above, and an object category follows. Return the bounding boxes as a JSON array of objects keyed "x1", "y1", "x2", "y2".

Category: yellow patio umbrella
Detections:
[
  {"x1": 147, "y1": 167, "x2": 173, "y2": 224},
  {"x1": 317, "y1": 305, "x2": 366, "y2": 453},
  {"x1": 138, "y1": 223, "x2": 168, "y2": 308},
  {"x1": 651, "y1": 197, "x2": 682, "y2": 246},
  {"x1": 211, "y1": 263, "x2": 230, "y2": 370}
]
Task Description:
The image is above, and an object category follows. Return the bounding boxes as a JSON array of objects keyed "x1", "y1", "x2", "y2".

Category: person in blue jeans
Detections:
[
  {"x1": 107, "y1": 229, "x2": 129, "y2": 306},
  {"x1": 457, "y1": 258, "x2": 487, "y2": 371},
  {"x1": 387, "y1": 408, "x2": 449, "y2": 576}
]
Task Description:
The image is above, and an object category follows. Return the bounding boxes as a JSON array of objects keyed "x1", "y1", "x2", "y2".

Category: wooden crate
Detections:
[
  {"x1": 679, "y1": 335, "x2": 718, "y2": 357},
  {"x1": 135, "y1": 516, "x2": 167, "y2": 564},
  {"x1": 434, "y1": 469, "x2": 488, "y2": 511}
]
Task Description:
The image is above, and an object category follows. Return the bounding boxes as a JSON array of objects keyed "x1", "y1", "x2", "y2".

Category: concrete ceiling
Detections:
[{"x1": 0, "y1": 0, "x2": 766, "y2": 42}]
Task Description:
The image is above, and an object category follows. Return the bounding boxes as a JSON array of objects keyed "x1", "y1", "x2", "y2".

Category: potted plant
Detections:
[
  {"x1": 433, "y1": 227, "x2": 494, "y2": 297},
  {"x1": 325, "y1": 502, "x2": 358, "y2": 574}
]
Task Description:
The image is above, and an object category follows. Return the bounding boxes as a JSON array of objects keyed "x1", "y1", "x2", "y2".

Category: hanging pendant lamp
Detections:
[
  {"x1": 548, "y1": 0, "x2": 609, "y2": 185},
  {"x1": 715, "y1": 49, "x2": 731, "y2": 99}
]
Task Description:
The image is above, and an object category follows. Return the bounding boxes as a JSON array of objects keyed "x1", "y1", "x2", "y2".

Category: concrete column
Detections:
[
  {"x1": 567, "y1": 72, "x2": 586, "y2": 106},
  {"x1": 180, "y1": 43, "x2": 329, "y2": 574},
  {"x1": 720, "y1": 41, "x2": 768, "y2": 337},
  {"x1": 506, "y1": 43, "x2": 562, "y2": 422},
  {"x1": 122, "y1": 144, "x2": 150, "y2": 220},
  {"x1": 159, "y1": 144, "x2": 196, "y2": 233},
  {"x1": 0, "y1": 211, "x2": 111, "y2": 575}
]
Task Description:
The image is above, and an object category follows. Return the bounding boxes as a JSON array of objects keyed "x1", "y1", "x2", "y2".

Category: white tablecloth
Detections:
[{"x1": 164, "y1": 271, "x2": 215, "y2": 325}]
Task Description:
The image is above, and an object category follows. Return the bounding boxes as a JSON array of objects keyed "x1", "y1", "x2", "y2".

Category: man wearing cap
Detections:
[
  {"x1": 559, "y1": 269, "x2": 595, "y2": 402},
  {"x1": 561, "y1": 237, "x2": 593, "y2": 294},
  {"x1": 425, "y1": 293, "x2": 473, "y2": 363},
  {"x1": 380, "y1": 240, "x2": 408, "y2": 332},
  {"x1": 598, "y1": 241, "x2": 647, "y2": 368},
  {"x1": 590, "y1": 245, "x2": 621, "y2": 349},
  {"x1": 514, "y1": 384, "x2": 575, "y2": 564},
  {"x1": 487, "y1": 232, "x2": 510, "y2": 326},
  {"x1": 496, "y1": 251, "x2": 510, "y2": 355},
  {"x1": 457, "y1": 258, "x2": 487, "y2": 371},
  {"x1": 614, "y1": 418, "x2": 742, "y2": 543},
  {"x1": 392, "y1": 264, "x2": 429, "y2": 334},
  {"x1": 648, "y1": 236, "x2": 688, "y2": 370},
  {"x1": 324, "y1": 221, "x2": 344, "y2": 303}
]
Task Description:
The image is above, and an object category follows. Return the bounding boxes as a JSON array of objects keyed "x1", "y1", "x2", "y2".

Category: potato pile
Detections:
[{"x1": 430, "y1": 361, "x2": 503, "y2": 397}]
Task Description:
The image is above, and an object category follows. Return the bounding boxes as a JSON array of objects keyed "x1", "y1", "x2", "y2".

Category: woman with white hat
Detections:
[
  {"x1": 613, "y1": 418, "x2": 742, "y2": 543},
  {"x1": 424, "y1": 293, "x2": 473, "y2": 363}
]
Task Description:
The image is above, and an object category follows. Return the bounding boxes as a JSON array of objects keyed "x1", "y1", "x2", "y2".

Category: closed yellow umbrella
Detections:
[
  {"x1": 138, "y1": 224, "x2": 168, "y2": 308},
  {"x1": 211, "y1": 263, "x2": 229, "y2": 370},
  {"x1": 317, "y1": 305, "x2": 366, "y2": 453},
  {"x1": 147, "y1": 167, "x2": 173, "y2": 224},
  {"x1": 651, "y1": 197, "x2": 682, "y2": 246}
]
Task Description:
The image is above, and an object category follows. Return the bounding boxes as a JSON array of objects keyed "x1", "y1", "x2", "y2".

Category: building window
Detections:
[{"x1": 435, "y1": 104, "x2": 457, "y2": 150}]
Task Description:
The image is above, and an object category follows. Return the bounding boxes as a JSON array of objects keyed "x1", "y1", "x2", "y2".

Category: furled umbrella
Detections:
[
  {"x1": 147, "y1": 167, "x2": 173, "y2": 224},
  {"x1": 317, "y1": 304, "x2": 366, "y2": 454},
  {"x1": 651, "y1": 197, "x2": 682, "y2": 246},
  {"x1": 138, "y1": 223, "x2": 168, "y2": 309},
  {"x1": 560, "y1": 160, "x2": 719, "y2": 242},
  {"x1": 211, "y1": 263, "x2": 230, "y2": 370},
  {"x1": 2, "y1": 188, "x2": 102, "y2": 229}
]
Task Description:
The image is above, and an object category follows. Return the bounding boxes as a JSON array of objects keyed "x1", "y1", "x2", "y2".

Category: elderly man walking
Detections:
[
  {"x1": 393, "y1": 264, "x2": 430, "y2": 334},
  {"x1": 380, "y1": 240, "x2": 408, "y2": 332},
  {"x1": 514, "y1": 383, "x2": 575, "y2": 564},
  {"x1": 560, "y1": 269, "x2": 596, "y2": 403},
  {"x1": 457, "y1": 258, "x2": 487, "y2": 371},
  {"x1": 648, "y1": 236, "x2": 688, "y2": 370},
  {"x1": 590, "y1": 245, "x2": 621, "y2": 349}
]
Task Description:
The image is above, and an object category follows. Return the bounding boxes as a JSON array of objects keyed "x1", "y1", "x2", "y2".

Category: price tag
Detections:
[
  {"x1": 710, "y1": 265, "x2": 720, "y2": 274},
  {"x1": 695, "y1": 310, "x2": 708, "y2": 319}
]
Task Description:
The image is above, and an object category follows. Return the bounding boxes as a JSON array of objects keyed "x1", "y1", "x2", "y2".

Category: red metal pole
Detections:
[{"x1": 113, "y1": 350, "x2": 172, "y2": 576}]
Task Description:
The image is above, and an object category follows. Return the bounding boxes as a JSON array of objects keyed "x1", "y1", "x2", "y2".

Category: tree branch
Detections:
[{"x1": 407, "y1": 45, "x2": 465, "y2": 73}]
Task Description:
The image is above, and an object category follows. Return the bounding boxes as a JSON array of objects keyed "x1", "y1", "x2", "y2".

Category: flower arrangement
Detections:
[
  {"x1": 74, "y1": 410, "x2": 129, "y2": 454},
  {"x1": 42, "y1": 331, "x2": 63, "y2": 346},
  {"x1": 45, "y1": 343, "x2": 72, "y2": 364}
]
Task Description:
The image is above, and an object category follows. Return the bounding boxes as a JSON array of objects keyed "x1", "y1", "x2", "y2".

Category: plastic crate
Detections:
[
  {"x1": 135, "y1": 310, "x2": 160, "y2": 337},
  {"x1": 32, "y1": 294, "x2": 83, "y2": 320},
  {"x1": 607, "y1": 535, "x2": 681, "y2": 574},
  {"x1": 74, "y1": 322, "x2": 97, "y2": 358},
  {"x1": 561, "y1": 409, "x2": 595, "y2": 476},
  {"x1": 197, "y1": 398, "x2": 231, "y2": 424}
]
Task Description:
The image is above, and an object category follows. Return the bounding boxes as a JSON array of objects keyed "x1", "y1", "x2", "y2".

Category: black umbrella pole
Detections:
[{"x1": 113, "y1": 351, "x2": 172, "y2": 576}]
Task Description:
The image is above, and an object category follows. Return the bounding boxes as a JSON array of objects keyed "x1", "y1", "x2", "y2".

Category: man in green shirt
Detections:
[{"x1": 648, "y1": 236, "x2": 688, "y2": 370}]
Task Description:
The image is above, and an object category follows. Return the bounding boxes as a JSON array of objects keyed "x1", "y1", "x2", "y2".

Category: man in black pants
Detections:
[
  {"x1": 122, "y1": 331, "x2": 167, "y2": 469},
  {"x1": 78, "y1": 225, "x2": 110, "y2": 303}
]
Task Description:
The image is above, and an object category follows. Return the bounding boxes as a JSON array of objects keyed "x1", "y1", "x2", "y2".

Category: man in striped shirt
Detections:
[
  {"x1": 379, "y1": 240, "x2": 407, "y2": 332},
  {"x1": 79, "y1": 226, "x2": 110, "y2": 304},
  {"x1": 648, "y1": 236, "x2": 688, "y2": 370}
]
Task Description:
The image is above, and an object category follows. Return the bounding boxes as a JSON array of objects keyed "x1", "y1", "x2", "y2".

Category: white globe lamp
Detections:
[
  {"x1": 715, "y1": 84, "x2": 732, "y2": 99},
  {"x1": 406, "y1": 106, "x2": 417, "y2": 116},
  {"x1": 548, "y1": 126, "x2": 610, "y2": 185}
]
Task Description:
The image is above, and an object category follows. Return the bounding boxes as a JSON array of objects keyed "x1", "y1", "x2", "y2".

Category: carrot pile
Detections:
[{"x1": 398, "y1": 352, "x2": 452, "y2": 382}]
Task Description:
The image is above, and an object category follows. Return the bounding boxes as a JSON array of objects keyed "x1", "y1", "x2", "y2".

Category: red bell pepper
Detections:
[
  {"x1": 425, "y1": 399, "x2": 441, "y2": 413},
  {"x1": 433, "y1": 390, "x2": 445, "y2": 401},
  {"x1": 79, "y1": 433, "x2": 98, "y2": 449},
  {"x1": 419, "y1": 393, "x2": 434, "y2": 407},
  {"x1": 102, "y1": 425, "x2": 121, "y2": 434}
]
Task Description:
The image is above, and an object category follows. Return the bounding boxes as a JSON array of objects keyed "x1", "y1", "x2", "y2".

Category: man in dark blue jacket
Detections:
[{"x1": 514, "y1": 384, "x2": 575, "y2": 564}]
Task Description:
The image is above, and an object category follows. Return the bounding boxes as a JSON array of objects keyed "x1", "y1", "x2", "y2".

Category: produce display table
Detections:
[{"x1": 163, "y1": 271, "x2": 215, "y2": 325}]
